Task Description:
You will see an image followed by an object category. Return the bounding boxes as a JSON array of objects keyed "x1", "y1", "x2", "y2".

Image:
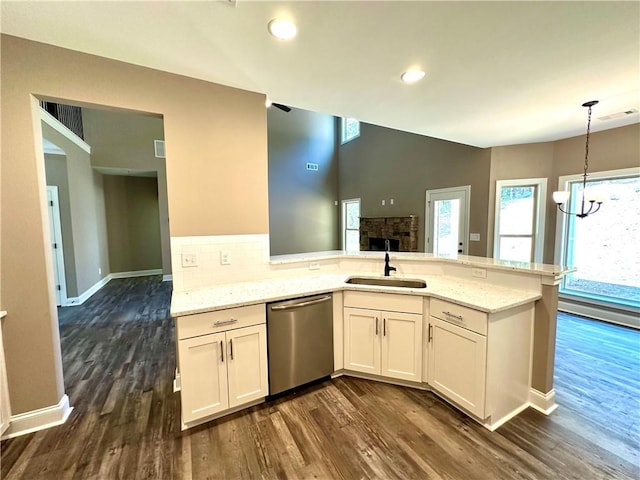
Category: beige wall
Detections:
[
  {"x1": 489, "y1": 123, "x2": 640, "y2": 263},
  {"x1": 82, "y1": 108, "x2": 172, "y2": 275},
  {"x1": 104, "y1": 175, "x2": 162, "y2": 273},
  {"x1": 0, "y1": 35, "x2": 268, "y2": 415},
  {"x1": 339, "y1": 122, "x2": 492, "y2": 256}
]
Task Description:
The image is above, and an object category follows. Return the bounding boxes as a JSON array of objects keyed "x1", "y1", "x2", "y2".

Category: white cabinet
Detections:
[
  {"x1": 177, "y1": 304, "x2": 268, "y2": 427},
  {"x1": 343, "y1": 292, "x2": 422, "y2": 383},
  {"x1": 0, "y1": 317, "x2": 11, "y2": 436},
  {"x1": 427, "y1": 297, "x2": 534, "y2": 429}
]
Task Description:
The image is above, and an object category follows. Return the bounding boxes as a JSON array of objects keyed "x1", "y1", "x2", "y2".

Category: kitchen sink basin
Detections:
[{"x1": 345, "y1": 277, "x2": 427, "y2": 289}]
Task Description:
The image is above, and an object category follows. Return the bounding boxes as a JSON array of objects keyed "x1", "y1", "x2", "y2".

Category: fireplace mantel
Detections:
[{"x1": 359, "y1": 216, "x2": 419, "y2": 252}]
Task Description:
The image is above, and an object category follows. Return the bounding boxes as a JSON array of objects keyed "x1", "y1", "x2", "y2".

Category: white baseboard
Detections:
[
  {"x1": 163, "y1": 274, "x2": 173, "y2": 282},
  {"x1": 558, "y1": 299, "x2": 639, "y2": 329},
  {"x1": 64, "y1": 269, "x2": 164, "y2": 306},
  {"x1": 484, "y1": 403, "x2": 530, "y2": 432},
  {"x1": 1, "y1": 394, "x2": 73, "y2": 440},
  {"x1": 173, "y1": 371, "x2": 181, "y2": 392},
  {"x1": 528, "y1": 388, "x2": 558, "y2": 415},
  {"x1": 110, "y1": 269, "x2": 162, "y2": 280}
]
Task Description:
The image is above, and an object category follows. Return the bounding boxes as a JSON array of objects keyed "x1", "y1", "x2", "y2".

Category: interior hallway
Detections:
[{"x1": 1, "y1": 277, "x2": 638, "y2": 479}]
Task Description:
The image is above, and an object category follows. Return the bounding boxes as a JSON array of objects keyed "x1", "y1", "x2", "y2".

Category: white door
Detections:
[
  {"x1": 381, "y1": 312, "x2": 423, "y2": 382},
  {"x1": 178, "y1": 332, "x2": 229, "y2": 423},
  {"x1": 226, "y1": 325, "x2": 268, "y2": 408},
  {"x1": 428, "y1": 318, "x2": 487, "y2": 418},
  {"x1": 425, "y1": 186, "x2": 470, "y2": 255},
  {"x1": 47, "y1": 187, "x2": 67, "y2": 306},
  {"x1": 344, "y1": 307, "x2": 380, "y2": 375}
]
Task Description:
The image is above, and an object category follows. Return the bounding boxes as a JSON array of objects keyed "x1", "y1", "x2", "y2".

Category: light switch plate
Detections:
[
  {"x1": 220, "y1": 250, "x2": 231, "y2": 265},
  {"x1": 472, "y1": 268, "x2": 487, "y2": 279},
  {"x1": 182, "y1": 253, "x2": 198, "y2": 268}
]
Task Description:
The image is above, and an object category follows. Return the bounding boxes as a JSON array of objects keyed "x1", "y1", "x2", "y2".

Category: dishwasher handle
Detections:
[{"x1": 270, "y1": 295, "x2": 332, "y2": 311}]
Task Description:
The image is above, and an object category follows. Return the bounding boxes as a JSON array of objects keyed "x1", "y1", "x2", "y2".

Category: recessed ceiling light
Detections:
[
  {"x1": 268, "y1": 18, "x2": 297, "y2": 40},
  {"x1": 401, "y1": 69, "x2": 426, "y2": 84}
]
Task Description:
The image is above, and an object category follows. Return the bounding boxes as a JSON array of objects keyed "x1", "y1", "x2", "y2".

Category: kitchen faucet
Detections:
[{"x1": 384, "y1": 239, "x2": 396, "y2": 276}]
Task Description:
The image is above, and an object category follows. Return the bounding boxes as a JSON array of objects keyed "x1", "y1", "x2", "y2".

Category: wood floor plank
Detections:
[{"x1": 2, "y1": 277, "x2": 638, "y2": 479}]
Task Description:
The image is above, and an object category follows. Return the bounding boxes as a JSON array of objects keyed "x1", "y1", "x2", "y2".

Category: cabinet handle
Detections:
[
  {"x1": 229, "y1": 339, "x2": 234, "y2": 360},
  {"x1": 375, "y1": 317, "x2": 379, "y2": 336},
  {"x1": 443, "y1": 311, "x2": 463, "y2": 322},
  {"x1": 220, "y1": 340, "x2": 224, "y2": 362},
  {"x1": 213, "y1": 318, "x2": 238, "y2": 327},
  {"x1": 428, "y1": 324, "x2": 433, "y2": 342},
  {"x1": 383, "y1": 318, "x2": 387, "y2": 336}
]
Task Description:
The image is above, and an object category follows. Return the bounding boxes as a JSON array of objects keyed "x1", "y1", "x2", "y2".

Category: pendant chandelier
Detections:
[{"x1": 552, "y1": 100, "x2": 603, "y2": 218}]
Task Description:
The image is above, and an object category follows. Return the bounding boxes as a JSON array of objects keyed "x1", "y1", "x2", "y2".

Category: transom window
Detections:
[{"x1": 341, "y1": 118, "x2": 360, "y2": 144}]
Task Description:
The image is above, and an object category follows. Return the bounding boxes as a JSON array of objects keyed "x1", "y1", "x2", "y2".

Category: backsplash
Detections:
[{"x1": 171, "y1": 234, "x2": 270, "y2": 292}]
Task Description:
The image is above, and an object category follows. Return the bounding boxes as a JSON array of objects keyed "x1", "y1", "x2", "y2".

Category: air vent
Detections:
[
  {"x1": 598, "y1": 109, "x2": 638, "y2": 121},
  {"x1": 154, "y1": 140, "x2": 166, "y2": 158}
]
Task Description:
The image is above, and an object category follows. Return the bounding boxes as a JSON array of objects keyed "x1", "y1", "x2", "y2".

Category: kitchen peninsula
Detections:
[{"x1": 171, "y1": 249, "x2": 571, "y2": 432}]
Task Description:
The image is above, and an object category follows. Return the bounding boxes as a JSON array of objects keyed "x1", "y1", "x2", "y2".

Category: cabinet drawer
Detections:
[
  {"x1": 177, "y1": 304, "x2": 265, "y2": 340},
  {"x1": 344, "y1": 291, "x2": 422, "y2": 314},
  {"x1": 429, "y1": 298, "x2": 486, "y2": 336}
]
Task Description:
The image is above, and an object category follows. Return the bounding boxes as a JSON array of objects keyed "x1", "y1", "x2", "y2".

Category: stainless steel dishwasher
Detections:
[{"x1": 267, "y1": 294, "x2": 334, "y2": 396}]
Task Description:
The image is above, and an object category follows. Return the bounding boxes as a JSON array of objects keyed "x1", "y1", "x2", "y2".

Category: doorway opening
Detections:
[{"x1": 425, "y1": 186, "x2": 470, "y2": 256}]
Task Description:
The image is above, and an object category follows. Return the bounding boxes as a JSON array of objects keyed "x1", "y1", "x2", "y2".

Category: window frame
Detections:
[
  {"x1": 341, "y1": 117, "x2": 360, "y2": 144},
  {"x1": 494, "y1": 178, "x2": 547, "y2": 263},
  {"x1": 554, "y1": 167, "x2": 640, "y2": 310},
  {"x1": 341, "y1": 198, "x2": 361, "y2": 252}
]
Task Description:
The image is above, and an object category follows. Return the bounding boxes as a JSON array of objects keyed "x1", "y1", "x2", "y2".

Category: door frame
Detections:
[
  {"x1": 425, "y1": 185, "x2": 471, "y2": 254},
  {"x1": 47, "y1": 186, "x2": 68, "y2": 306}
]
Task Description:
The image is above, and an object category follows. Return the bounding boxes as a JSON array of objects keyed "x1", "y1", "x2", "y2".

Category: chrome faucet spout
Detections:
[{"x1": 384, "y1": 251, "x2": 396, "y2": 276}]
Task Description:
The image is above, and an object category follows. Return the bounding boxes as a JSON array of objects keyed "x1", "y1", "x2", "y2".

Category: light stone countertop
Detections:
[
  {"x1": 269, "y1": 250, "x2": 574, "y2": 277},
  {"x1": 170, "y1": 273, "x2": 542, "y2": 317}
]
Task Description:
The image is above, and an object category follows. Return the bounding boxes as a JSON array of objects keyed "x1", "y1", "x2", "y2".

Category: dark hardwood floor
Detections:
[{"x1": 1, "y1": 277, "x2": 638, "y2": 479}]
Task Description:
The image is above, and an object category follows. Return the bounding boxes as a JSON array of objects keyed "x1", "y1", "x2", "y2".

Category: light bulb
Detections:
[{"x1": 553, "y1": 191, "x2": 570, "y2": 204}]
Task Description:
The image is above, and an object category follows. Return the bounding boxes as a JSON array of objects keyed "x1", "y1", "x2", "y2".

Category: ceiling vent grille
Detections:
[
  {"x1": 154, "y1": 140, "x2": 166, "y2": 158},
  {"x1": 598, "y1": 109, "x2": 638, "y2": 121}
]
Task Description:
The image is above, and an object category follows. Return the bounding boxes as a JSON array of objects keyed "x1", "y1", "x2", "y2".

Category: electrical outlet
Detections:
[
  {"x1": 309, "y1": 263, "x2": 320, "y2": 270},
  {"x1": 181, "y1": 253, "x2": 198, "y2": 268},
  {"x1": 470, "y1": 233, "x2": 481, "y2": 241},
  {"x1": 472, "y1": 268, "x2": 487, "y2": 279},
  {"x1": 390, "y1": 198, "x2": 394, "y2": 205},
  {"x1": 220, "y1": 250, "x2": 231, "y2": 265},
  {"x1": 381, "y1": 199, "x2": 386, "y2": 206}
]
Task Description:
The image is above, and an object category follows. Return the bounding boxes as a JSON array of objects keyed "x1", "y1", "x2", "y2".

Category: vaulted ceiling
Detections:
[{"x1": 2, "y1": 1, "x2": 638, "y2": 147}]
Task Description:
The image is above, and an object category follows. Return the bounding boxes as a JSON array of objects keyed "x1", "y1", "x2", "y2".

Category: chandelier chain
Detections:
[{"x1": 583, "y1": 104, "x2": 593, "y2": 180}]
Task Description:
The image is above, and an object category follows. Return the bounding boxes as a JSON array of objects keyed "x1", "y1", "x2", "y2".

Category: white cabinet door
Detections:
[
  {"x1": 344, "y1": 307, "x2": 381, "y2": 375},
  {"x1": 428, "y1": 317, "x2": 487, "y2": 418},
  {"x1": 381, "y1": 312, "x2": 423, "y2": 382},
  {"x1": 179, "y1": 332, "x2": 229, "y2": 423},
  {"x1": 226, "y1": 324, "x2": 268, "y2": 408},
  {"x1": 0, "y1": 324, "x2": 11, "y2": 436}
]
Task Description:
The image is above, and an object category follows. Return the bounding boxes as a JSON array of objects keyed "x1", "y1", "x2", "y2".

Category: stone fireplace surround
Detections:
[{"x1": 359, "y1": 216, "x2": 419, "y2": 252}]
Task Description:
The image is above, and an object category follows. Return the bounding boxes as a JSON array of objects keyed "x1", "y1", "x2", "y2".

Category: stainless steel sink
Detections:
[{"x1": 345, "y1": 277, "x2": 427, "y2": 288}]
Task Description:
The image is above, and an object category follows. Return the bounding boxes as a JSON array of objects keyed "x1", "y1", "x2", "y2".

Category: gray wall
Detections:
[
  {"x1": 339, "y1": 122, "x2": 492, "y2": 256},
  {"x1": 82, "y1": 107, "x2": 171, "y2": 275},
  {"x1": 42, "y1": 122, "x2": 110, "y2": 297},
  {"x1": 268, "y1": 107, "x2": 339, "y2": 255},
  {"x1": 103, "y1": 175, "x2": 162, "y2": 272}
]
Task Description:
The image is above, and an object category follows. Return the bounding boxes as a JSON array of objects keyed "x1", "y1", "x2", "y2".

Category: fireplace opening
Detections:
[{"x1": 369, "y1": 237, "x2": 399, "y2": 251}]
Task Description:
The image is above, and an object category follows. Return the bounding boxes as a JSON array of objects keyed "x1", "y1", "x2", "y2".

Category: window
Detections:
[
  {"x1": 494, "y1": 178, "x2": 547, "y2": 263},
  {"x1": 556, "y1": 169, "x2": 640, "y2": 308},
  {"x1": 341, "y1": 118, "x2": 360, "y2": 144},
  {"x1": 342, "y1": 198, "x2": 361, "y2": 252}
]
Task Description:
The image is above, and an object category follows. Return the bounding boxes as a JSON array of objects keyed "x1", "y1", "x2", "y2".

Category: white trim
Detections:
[
  {"x1": 528, "y1": 388, "x2": 558, "y2": 415},
  {"x1": 554, "y1": 166, "x2": 640, "y2": 266},
  {"x1": 425, "y1": 185, "x2": 471, "y2": 254},
  {"x1": 173, "y1": 371, "x2": 181, "y2": 392},
  {"x1": 109, "y1": 269, "x2": 162, "y2": 280},
  {"x1": 494, "y1": 178, "x2": 547, "y2": 263},
  {"x1": 559, "y1": 298, "x2": 639, "y2": 329},
  {"x1": 47, "y1": 187, "x2": 68, "y2": 307},
  {"x1": 483, "y1": 403, "x2": 530, "y2": 432},
  {"x1": 1, "y1": 394, "x2": 73, "y2": 440},
  {"x1": 65, "y1": 269, "x2": 163, "y2": 306},
  {"x1": 163, "y1": 274, "x2": 173, "y2": 282},
  {"x1": 40, "y1": 108, "x2": 91, "y2": 154},
  {"x1": 341, "y1": 198, "x2": 361, "y2": 251}
]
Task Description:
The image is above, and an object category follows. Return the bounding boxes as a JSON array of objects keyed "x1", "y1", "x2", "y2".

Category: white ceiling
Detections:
[{"x1": 2, "y1": 1, "x2": 639, "y2": 148}]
